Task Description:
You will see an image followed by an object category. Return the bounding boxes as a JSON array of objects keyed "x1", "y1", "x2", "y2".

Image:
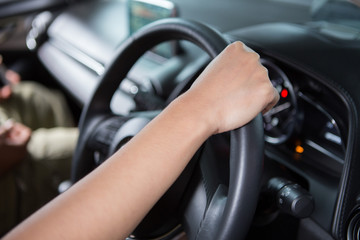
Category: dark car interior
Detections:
[{"x1": 1, "y1": 0, "x2": 360, "y2": 239}]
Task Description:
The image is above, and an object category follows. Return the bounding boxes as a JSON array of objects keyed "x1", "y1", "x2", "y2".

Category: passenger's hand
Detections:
[
  {"x1": 5, "y1": 69, "x2": 21, "y2": 85},
  {"x1": 0, "y1": 120, "x2": 32, "y2": 175},
  {"x1": 184, "y1": 41, "x2": 279, "y2": 134},
  {"x1": 0, "y1": 55, "x2": 21, "y2": 101}
]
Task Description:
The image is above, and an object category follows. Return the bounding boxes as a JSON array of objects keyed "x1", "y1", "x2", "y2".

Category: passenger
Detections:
[
  {"x1": 0, "y1": 56, "x2": 78, "y2": 235},
  {"x1": 3, "y1": 41, "x2": 279, "y2": 240}
]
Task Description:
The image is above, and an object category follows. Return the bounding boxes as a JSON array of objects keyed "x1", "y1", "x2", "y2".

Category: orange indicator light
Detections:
[{"x1": 295, "y1": 145, "x2": 304, "y2": 154}]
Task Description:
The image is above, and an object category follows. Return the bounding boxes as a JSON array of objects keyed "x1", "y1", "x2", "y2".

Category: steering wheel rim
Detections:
[{"x1": 72, "y1": 18, "x2": 264, "y2": 240}]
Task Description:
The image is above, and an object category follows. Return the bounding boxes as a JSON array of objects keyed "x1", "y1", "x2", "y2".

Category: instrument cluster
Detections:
[{"x1": 262, "y1": 58, "x2": 346, "y2": 176}]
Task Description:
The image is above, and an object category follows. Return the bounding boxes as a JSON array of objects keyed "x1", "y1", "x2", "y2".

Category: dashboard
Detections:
[{"x1": 32, "y1": 0, "x2": 360, "y2": 239}]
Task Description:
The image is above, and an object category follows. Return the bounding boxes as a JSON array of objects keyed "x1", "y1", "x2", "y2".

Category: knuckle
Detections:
[
  {"x1": 231, "y1": 41, "x2": 245, "y2": 49},
  {"x1": 258, "y1": 81, "x2": 275, "y2": 100},
  {"x1": 246, "y1": 52, "x2": 261, "y2": 66},
  {"x1": 253, "y1": 65, "x2": 269, "y2": 80},
  {"x1": 250, "y1": 51, "x2": 260, "y2": 60},
  {"x1": 225, "y1": 41, "x2": 244, "y2": 53},
  {"x1": 258, "y1": 66, "x2": 269, "y2": 78}
]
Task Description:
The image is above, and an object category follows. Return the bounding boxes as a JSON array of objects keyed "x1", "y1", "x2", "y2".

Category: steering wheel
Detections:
[{"x1": 72, "y1": 18, "x2": 264, "y2": 240}]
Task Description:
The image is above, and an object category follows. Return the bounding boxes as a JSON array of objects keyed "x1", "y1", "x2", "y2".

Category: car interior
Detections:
[{"x1": 0, "y1": 0, "x2": 360, "y2": 239}]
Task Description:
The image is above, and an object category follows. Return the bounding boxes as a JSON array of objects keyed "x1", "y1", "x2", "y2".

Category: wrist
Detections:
[{"x1": 169, "y1": 93, "x2": 217, "y2": 139}]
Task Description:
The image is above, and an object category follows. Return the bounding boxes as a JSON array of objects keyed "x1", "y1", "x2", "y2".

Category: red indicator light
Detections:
[{"x1": 281, "y1": 89, "x2": 288, "y2": 98}]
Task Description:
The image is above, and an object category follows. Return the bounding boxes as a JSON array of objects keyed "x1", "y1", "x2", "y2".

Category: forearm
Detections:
[
  {"x1": 96, "y1": 94, "x2": 213, "y2": 238},
  {"x1": 4, "y1": 41, "x2": 279, "y2": 240},
  {"x1": 4, "y1": 94, "x2": 213, "y2": 240}
]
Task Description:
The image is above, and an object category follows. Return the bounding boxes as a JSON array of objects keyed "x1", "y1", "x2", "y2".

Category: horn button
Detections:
[{"x1": 88, "y1": 116, "x2": 151, "y2": 165}]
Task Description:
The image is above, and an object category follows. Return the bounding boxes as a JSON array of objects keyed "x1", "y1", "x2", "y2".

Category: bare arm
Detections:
[{"x1": 4, "y1": 42, "x2": 279, "y2": 240}]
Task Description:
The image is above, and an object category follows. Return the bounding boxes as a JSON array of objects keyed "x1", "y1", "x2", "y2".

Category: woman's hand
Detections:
[{"x1": 183, "y1": 41, "x2": 279, "y2": 134}]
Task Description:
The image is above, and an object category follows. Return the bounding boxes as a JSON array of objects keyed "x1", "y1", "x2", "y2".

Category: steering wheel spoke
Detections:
[{"x1": 86, "y1": 115, "x2": 131, "y2": 165}]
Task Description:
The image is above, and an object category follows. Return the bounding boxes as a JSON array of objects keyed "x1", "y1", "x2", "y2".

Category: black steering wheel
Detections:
[{"x1": 72, "y1": 18, "x2": 264, "y2": 240}]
